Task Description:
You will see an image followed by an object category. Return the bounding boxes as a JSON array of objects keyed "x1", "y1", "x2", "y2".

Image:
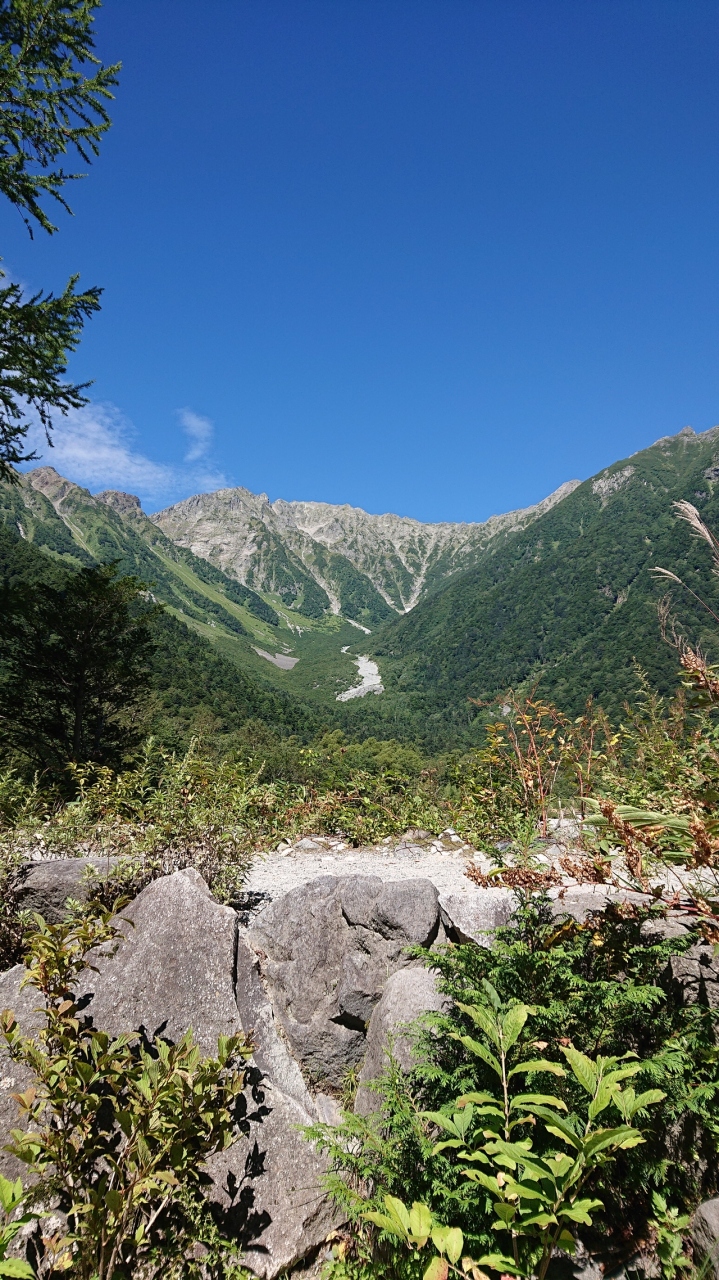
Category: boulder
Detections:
[
  {"x1": 663, "y1": 943, "x2": 719, "y2": 1011},
  {"x1": 692, "y1": 1199, "x2": 719, "y2": 1279},
  {"x1": 207, "y1": 1081, "x2": 336, "y2": 1279},
  {"x1": 354, "y1": 966, "x2": 448, "y2": 1116},
  {"x1": 13, "y1": 857, "x2": 119, "y2": 924},
  {"x1": 639, "y1": 915, "x2": 692, "y2": 944},
  {"x1": 0, "y1": 871, "x2": 337, "y2": 1278},
  {"x1": 549, "y1": 885, "x2": 647, "y2": 922},
  {"x1": 439, "y1": 889, "x2": 516, "y2": 945},
  {"x1": 80, "y1": 867, "x2": 241, "y2": 1056},
  {"x1": 247, "y1": 876, "x2": 440, "y2": 1087},
  {"x1": 226, "y1": 935, "x2": 340, "y2": 1276}
]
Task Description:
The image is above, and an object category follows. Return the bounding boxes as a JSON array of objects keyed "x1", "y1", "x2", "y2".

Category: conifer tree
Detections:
[
  {"x1": 0, "y1": 0, "x2": 119, "y2": 480},
  {"x1": 0, "y1": 563, "x2": 156, "y2": 774}
]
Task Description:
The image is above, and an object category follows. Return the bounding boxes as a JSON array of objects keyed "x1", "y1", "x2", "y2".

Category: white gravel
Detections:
[
  {"x1": 335, "y1": 656, "x2": 384, "y2": 700},
  {"x1": 244, "y1": 833, "x2": 491, "y2": 900}
]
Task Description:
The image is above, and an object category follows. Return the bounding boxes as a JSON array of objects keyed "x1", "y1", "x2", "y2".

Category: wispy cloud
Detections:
[
  {"x1": 21, "y1": 402, "x2": 228, "y2": 510},
  {"x1": 180, "y1": 408, "x2": 214, "y2": 462}
]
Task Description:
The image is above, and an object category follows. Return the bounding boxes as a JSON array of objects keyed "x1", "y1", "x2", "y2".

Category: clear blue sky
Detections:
[{"x1": 6, "y1": 0, "x2": 719, "y2": 518}]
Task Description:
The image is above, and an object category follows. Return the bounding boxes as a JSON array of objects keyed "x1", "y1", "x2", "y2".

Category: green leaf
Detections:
[
  {"x1": 492, "y1": 1203, "x2": 517, "y2": 1225},
  {"x1": 485, "y1": 1138, "x2": 550, "y2": 1181},
  {"x1": 475, "y1": 1254, "x2": 524, "y2": 1274},
  {"x1": 583, "y1": 1126, "x2": 640, "y2": 1158},
  {"x1": 432, "y1": 1226, "x2": 464, "y2": 1264},
  {"x1": 456, "y1": 1002, "x2": 502, "y2": 1050},
  {"x1": 445, "y1": 1229, "x2": 464, "y2": 1264},
  {"x1": 621, "y1": 1088, "x2": 666, "y2": 1119},
  {"x1": 503, "y1": 1179, "x2": 546, "y2": 1202},
  {"x1": 561, "y1": 1047, "x2": 598, "y2": 1095},
  {"x1": 409, "y1": 1203, "x2": 433, "y2": 1242},
  {"x1": 501, "y1": 1004, "x2": 529, "y2": 1051},
  {"x1": 423, "y1": 1111, "x2": 463, "y2": 1137},
  {"x1": 560, "y1": 1198, "x2": 603, "y2": 1225},
  {"x1": 509, "y1": 1060, "x2": 565, "y2": 1078},
  {"x1": 480, "y1": 980, "x2": 503, "y2": 1011},
  {"x1": 517, "y1": 1212, "x2": 557, "y2": 1229},
  {"x1": 0, "y1": 1177, "x2": 19, "y2": 1216},
  {"x1": 362, "y1": 1212, "x2": 403, "y2": 1238},
  {"x1": 452, "y1": 1034, "x2": 502, "y2": 1076},
  {"x1": 423, "y1": 1257, "x2": 449, "y2": 1280},
  {"x1": 618, "y1": 1133, "x2": 646, "y2": 1150},
  {"x1": 385, "y1": 1195, "x2": 411, "y2": 1236},
  {"x1": 530, "y1": 1106, "x2": 581, "y2": 1148},
  {"x1": 105, "y1": 1188, "x2": 122, "y2": 1214},
  {"x1": 511, "y1": 1094, "x2": 567, "y2": 1112},
  {"x1": 588, "y1": 1082, "x2": 619, "y2": 1120},
  {"x1": 0, "y1": 1263, "x2": 35, "y2": 1278},
  {"x1": 460, "y1": 1170, "x2": 500, "y2": 1193}
]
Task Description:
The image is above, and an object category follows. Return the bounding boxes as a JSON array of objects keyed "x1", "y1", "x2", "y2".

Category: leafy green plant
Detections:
[
  {"x1": 0, "y1": 1173, "x2": 36, "y2": 1278},
  {"x1": 649, "y1": 1192, "x2": 692, "y2": 1280},
  {"x1": 1, "y1": 907, "x2": 254, "y2": 1280},
  {"x1": 309, "y1": 893, "x2": 718, "y2": 1280},
  {"x1": 361, "y1": 987, "x2": 664, "y2": 1280}
]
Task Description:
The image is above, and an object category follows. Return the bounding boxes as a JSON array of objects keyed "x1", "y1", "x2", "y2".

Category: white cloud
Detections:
[
  {"x1": 180, "y1": 408, "x2": 214, "y2": 462},
  {"x1": 21, "y1": 401, "x2": 228, "y2": 509}
]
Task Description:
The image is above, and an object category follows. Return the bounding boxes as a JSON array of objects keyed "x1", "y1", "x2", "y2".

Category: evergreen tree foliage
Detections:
[
  {"x1": 0, "y1": 562, "x2": 156, "y2": 773},
  {"x1": 0, "y1": 0, "x2": 119, "y2": 478}
]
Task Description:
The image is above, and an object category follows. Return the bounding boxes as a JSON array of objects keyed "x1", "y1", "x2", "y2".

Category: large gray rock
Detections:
[
  {"x1": 0, "y1": 871, "x2": 337, "y2": 1278},
  {"x1": 84, "y1": 871, "x2": 338, "y2": 1275},
  {"x1": 663, "y1": 943, "x2": 719, "y2": 1011},
  {"x1": 13, "y1": 857, "x2": 119, "y2": 923},
  {"x1": 692, "y1": 1199, "x2": 719, "y2": 1279},
  {"x1": 81, "y1": 867, "x2": 241, "y2": 1056},
  {"x1": 548, "y1": 885, "x2": 648, "y2": 922},
  {"x1": 439, "y1": 889, "x2": 516, "y2": 945},
  {"x1": 354, "y1": 966, "x2": 448, "y2": 1116},
  {"x1": 224, "y1": 935, "x2": 340, "y2": 1276},
  {"x1": 247, "y1": 876, "x2": 440, "y2": 1087},
  {"x1": 207, "y1": 1080, "x2": 336, "y2": 1279}
]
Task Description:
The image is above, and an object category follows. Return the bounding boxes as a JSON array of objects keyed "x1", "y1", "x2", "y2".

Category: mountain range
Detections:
[
  {"x1": 2, "y1": 424, "x2": 719, "y2": 751},
  {"x1": 151, "y1": 480, "x2": 578, "y2": 625}
]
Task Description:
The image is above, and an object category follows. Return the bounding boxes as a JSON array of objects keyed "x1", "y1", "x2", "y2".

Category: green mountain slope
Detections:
[
  {"x1": 0, "y1": 517, "x2": 320, "y2": 750},
  {"x1": 0, "y1": 468, "x2": 379, "y2": 711},
  {"x1": 356, "y1": 426, "x2": 719, "y2": 747}
]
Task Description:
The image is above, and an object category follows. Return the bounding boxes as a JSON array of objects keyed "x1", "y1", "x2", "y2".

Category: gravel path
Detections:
[{"x1": 244, "y1": 830, "x2": 494, "y2": 902}]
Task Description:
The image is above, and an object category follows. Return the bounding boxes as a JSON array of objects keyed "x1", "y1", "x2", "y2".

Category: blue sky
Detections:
[{"x1": 6, "y1": 0, "x2": 719, "y2": 519}]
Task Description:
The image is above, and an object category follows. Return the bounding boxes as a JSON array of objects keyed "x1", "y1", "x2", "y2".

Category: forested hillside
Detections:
[
  {"x1": 349, "y1": 426, "x2": 719, "y2": 747},
  {"x1": 8, "y1": 427, "x2": 719, "y2": 755},
  {"x1": 0, "y1": 522, "x2": 319, "y2": 752}
]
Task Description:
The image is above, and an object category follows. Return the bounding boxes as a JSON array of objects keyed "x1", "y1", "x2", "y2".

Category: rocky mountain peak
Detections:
[
  {"x1": 151, "y1": 477, "x2": 580, "y2": 621},
  {"x1": 95, "y1": 490, "x2": 143, "y2": 517}
]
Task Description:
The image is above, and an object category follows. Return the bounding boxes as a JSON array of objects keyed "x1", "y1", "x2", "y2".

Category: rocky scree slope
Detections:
[{"x1": 151, "y1": 481, "x2": 579, "y2": 627}]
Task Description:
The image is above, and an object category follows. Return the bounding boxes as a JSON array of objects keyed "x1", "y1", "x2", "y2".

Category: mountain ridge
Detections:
[
  {"x1": 151, "y1": 478, "x2": 580, "y2": 623},
  {"x1": 350, "y1": 423, "x2": 719, "y2": 747}
]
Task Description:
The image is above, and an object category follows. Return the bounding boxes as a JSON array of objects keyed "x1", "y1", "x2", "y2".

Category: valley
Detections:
[{"x1": 4, "y1": 422, "x2": 719, "y2": 752}]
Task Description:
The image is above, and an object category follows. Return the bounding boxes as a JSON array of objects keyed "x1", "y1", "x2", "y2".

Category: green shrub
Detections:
[
  {"x1": 308, "y1": 896, "x2": 718, "y2": 1280},
  {"x1": 1, "y1": 907, "x2": 254, "y2": 1280}
]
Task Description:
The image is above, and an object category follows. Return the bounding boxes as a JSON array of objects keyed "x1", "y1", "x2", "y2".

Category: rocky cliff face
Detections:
[{"x1": 151, "y1": 480, "x2": 579, "y2": 621}]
